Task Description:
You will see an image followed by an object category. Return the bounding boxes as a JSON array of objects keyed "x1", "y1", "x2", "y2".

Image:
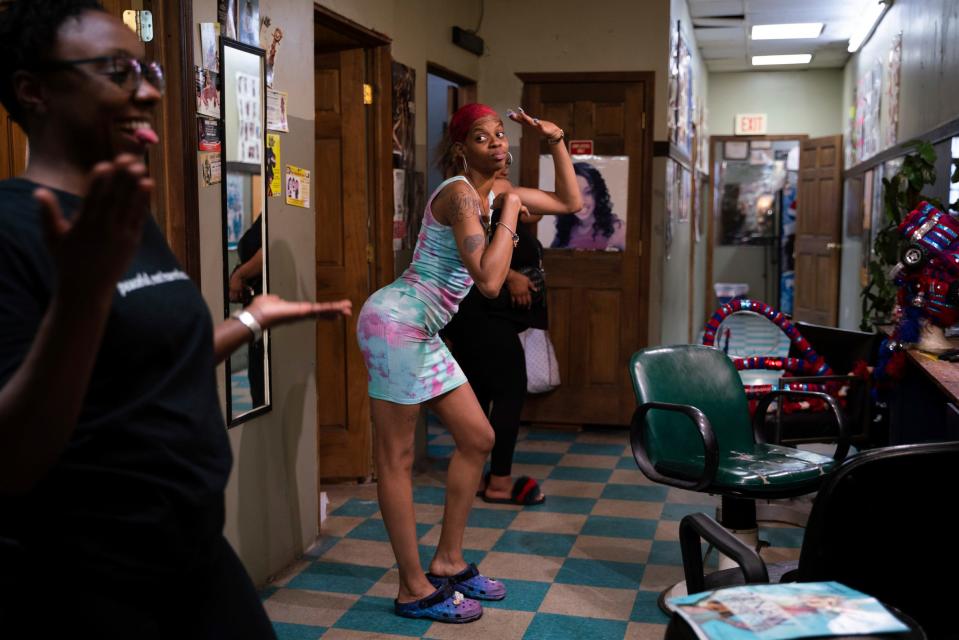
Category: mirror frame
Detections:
[{"x1": 220, "y1": 37, "x2": 272, "y2": 426}]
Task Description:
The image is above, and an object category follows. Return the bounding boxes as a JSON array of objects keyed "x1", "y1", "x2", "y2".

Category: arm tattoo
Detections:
[
  {"x1": 448, "y1": 189, "x2": 479, "y2": 224},
  {"x1": 463, "y1": 234, "x2": 485, "y2": 254}
]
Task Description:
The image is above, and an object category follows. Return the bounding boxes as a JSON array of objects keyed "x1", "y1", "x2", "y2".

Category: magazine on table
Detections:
[{"x1": 669, "y1": 581, "x2": 910, "y2": 640}]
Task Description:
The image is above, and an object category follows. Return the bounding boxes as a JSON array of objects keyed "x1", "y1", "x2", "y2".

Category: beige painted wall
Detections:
[
  {"x1": 707, "y1": 70, "x2": 844, "y2": 138},
  {"x1": 194, "y1": 0, "x2": 318, "y2": 587}
]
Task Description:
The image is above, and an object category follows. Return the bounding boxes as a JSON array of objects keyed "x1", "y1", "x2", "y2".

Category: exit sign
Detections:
[{"x1": 735, "y1": 113, "x2": 767, "y2": 135}]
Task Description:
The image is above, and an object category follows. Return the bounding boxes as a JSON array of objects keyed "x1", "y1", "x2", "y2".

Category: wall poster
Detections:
[
  {"x1": 538, "y1": 154, "x2": 628, "y2": 252},
  {"x1": 235, "y1": 71, "x2": 262, "y2": 166}
]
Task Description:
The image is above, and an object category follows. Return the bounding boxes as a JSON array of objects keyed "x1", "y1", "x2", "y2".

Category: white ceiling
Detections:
[{"x1": 688, "y1": 0, "x2": 872, "y2": 72}]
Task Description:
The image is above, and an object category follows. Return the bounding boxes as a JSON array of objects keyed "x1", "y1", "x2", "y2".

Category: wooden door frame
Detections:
[
  {"x1": 314, "y1": 3, "x2": 394, "y2": 293},
  {"x1": 313, "y1": 5, "x2": 393, "y2": 483},
  {"x1": 515, "y1": 71, "x2": 655, "y2": 352},
  {"x1": 703, "y1": 133, "x2": 808, "y2": 326},
  {"x1": 142, "y1": 0, "x2": 201, "y2": 282}
]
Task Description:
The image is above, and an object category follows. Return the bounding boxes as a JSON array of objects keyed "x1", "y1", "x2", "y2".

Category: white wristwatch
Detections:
[{"x1": 233, "y1": 309, "x2": 263, "y2": 342}]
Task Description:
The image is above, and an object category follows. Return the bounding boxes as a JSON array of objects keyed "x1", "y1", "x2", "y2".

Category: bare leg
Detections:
[
  {"x1": 371, "y1": 397, "x2": 437, "y2": 603},
  {"x1": 426, "y1": 383, "x2": 495, "y2": 576}
]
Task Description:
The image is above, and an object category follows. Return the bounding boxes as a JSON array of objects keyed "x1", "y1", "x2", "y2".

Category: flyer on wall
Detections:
[
  {"x1": 266, "y1": 134, "x2": 281, "y2": 197},
  {"x1": 197, "y1": 117, "x2": 221, "y2": 152},
  {"x1": 200, "y1": 152, "x2": 222, "y2": 186},
  {"x1": 285, "y1": 165, "x2": 310, "y2": 208},
  {"x1": 235, "y1": 71, "x2": 262, "y2": 166},
  {"x1": 266, "y1": 89, "x2": 289, "y2": 132},
  {"x1": 195, "y1": 67, "x2": 220, "y2": 119}
]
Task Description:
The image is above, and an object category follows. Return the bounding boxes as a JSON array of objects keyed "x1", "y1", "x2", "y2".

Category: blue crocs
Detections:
[
  {"x1": 394, "y1": 583, "x2": 483, "y2": 623},
  {"x1": 427, "y1": 563, "x2": 507, "y2": 601}
]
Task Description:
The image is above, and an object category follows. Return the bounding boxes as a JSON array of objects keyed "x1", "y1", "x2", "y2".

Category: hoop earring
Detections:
[
  {"x1": 506, "y1": 151, "x2": 514, "y2": 166},
  {"x1": 460, "y1": 155, "x2": 469, "y2": 174}
]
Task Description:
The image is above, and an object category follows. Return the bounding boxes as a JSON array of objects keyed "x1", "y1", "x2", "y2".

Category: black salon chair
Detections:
[
  {"x1": 761, "y1": 322, "x2": 881, "y2": 448},
  {"x1": 629, "y1": 345, "x2": 849, "y2": 609},
  {"x1": 677, "y1": 441, "x2": 959, "y2": 639}
]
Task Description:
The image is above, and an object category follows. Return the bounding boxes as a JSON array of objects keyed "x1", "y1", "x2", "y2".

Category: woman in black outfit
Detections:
[{"x1": 443, "y1": 175, "x2": 549, "y2": 506}]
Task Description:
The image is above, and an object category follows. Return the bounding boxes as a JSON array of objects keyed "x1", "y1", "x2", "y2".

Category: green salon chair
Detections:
[{"x1": 628, "y1": 345, "x2": 849, "y2": 610}]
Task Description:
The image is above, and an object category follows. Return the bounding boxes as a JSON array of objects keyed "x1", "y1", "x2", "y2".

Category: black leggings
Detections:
[{"x1": 445, "y1": 312, "x2": 527, "y2": 477}]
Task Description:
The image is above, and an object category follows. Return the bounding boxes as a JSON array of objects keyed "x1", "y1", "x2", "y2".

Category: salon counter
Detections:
[{"x1": 886, "y1": 338, "x2": 959, "y2": 444}]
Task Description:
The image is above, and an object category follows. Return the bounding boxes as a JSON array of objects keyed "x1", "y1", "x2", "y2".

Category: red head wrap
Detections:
[{"x1": 448, "y1": 103, "x2": 498, "y2": 143}]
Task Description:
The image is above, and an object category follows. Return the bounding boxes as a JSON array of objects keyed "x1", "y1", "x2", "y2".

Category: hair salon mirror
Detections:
[{"x1": 221, "y1": 39, "x2": 270, "y2": 425}]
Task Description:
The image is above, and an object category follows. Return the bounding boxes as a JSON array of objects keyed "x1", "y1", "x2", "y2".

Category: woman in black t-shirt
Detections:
[{"x1": 0, "y1": 3, "x2": 350, "y2": 637}]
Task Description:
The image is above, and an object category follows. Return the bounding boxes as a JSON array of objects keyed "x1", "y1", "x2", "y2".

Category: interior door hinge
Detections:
[
  {"x1": 363, "y1": 84, "x2": 373, "y2": 105},
  {"x1": 366, "y1": 243, "x2": 374, "y2": 263},
  {"x1": 122, "y1": 10, "x2": 154, "y2": 42}
]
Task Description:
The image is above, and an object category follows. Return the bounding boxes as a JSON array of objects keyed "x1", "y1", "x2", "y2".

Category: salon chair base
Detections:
[{"x1": 657, "y1": 561, "x2": 800, "y2": 615}]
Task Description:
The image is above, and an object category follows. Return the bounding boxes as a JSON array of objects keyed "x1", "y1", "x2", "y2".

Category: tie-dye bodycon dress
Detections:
[{"x1": 357, "y1": 176, "x2": 490, "y2": 404}]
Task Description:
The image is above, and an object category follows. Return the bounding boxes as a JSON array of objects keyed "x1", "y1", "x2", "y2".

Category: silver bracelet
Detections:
[
  {"x1": 547, "y1": 129, "x2": 565, "y2": 145},
  {"x1": 233, "y1": 309, "x2": 263, "y2": 342},
  {"x1": 496, "y1": 221, "x2": 520, "y2": 248}
]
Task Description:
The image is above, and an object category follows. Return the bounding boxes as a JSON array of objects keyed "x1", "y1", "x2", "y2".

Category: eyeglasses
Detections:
[{"x1": 39, "y1": 56, "x2": 165, "y2": 96}]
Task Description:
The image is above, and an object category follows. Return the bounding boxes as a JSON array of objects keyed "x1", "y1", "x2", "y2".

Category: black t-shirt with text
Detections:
[{"x1": 0, "y1": 178, "x2": 232, "y2": 580}]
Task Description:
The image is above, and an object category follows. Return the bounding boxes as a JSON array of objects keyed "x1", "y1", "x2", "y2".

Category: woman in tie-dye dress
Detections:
[{"x1": 357, "y1": 103, "x2": 581, "y2": 622}]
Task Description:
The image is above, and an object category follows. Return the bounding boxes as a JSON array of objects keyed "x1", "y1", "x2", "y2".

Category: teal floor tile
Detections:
[
  {"x1": 523, "y1": 612, "x2": 628, "y2": 639},
  {"x1": 413, "y1": 486, "x2": 447, "y2": 505},
  {"x1": 286, "y1": 561, "x2": 388, "y2": 594},
  {"x1": 534, "y1": 495, "x2": 596, "y2": 515},
  {"x1": 601, "y1": 483, "x2": 669, "y2": 502},
  {"x1": 483, "y1": 579, "x2": 551, "y2": 612},
  {"x1": 761, "y1": 525, "x2": 805, "y2": 548},
  {"x1": 661, "y1": 502, "x2": 713, "y2": 521},
  {"x1": 617, "y1": 456, "x2": 637, "y2": 469},
  {"x1": 524, "y1": 430, "x2": 579, "y2": 442},
  {"x1": 467, "y1": 507, "x2": 518, "y2": 529},
  {"x1": 554, "y1": 557, "x2": 645, "y2": 589},
  {"x1": 305, "y1": 535, "x2": 340, "y2": 557},
  {"x1": 427, "y1": 444, "x2": 454, "y2": 459},
  {"x1": 272, "y1": 621, "x2": 327, "y2": 640},
  {"x1": 569, "y1": 442, "x2": 626, "y2": 456},
  {"x1": 334, "y1": 596, "x2": 432, "y2": 636},
  {"x1": 492, "y1": 530, "x2": 577, "y2": 557},
  {"x1": 580, "y1": 514, "x2": 657, "y2": 539},
  {"x1": 346, "y1": 518, "x2": 431, "y2": 542},
  {"x1": 648, "y1": 540, "x2": 685, "y2": 565},
  {"x1": 548, "y1": 466, "x2": 613, "y2": 483},
  {"x1": 331, "y1": 498, "x2": 380, "y2": 517},
  {"x1": 630, "y1": 590, "x2": 670, "y2": 624},
  {"x1": 513, "y1": 451, "x2": 564, "y2": 466}
]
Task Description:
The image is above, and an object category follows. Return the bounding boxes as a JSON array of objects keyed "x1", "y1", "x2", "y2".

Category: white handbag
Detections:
[{"x1": 518, "y1": 328, "x2": 561, "y2": 393}]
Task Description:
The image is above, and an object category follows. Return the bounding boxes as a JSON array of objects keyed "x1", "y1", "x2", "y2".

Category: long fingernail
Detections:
[
  {"x1": 506, "y1": 109, "x2": 515, "y2": 117},
  {"x1": 533, "y1": 118, "x2": 540, "y2": 124},
  {"x1": 517, "y1": 107, "x2": 525, "y2": 113}
]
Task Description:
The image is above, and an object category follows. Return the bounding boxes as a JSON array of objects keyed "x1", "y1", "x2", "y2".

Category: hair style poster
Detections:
[
  {"x1": 237, "y1": 0, "x2": 259, "y2": 47},
  {"x1": 200, "y1": 151, "x2": 222, "y2": 186},
  {"x1": 195, "y1": 67, "x2": 220, "y2": 119},
  {"x1": 537, "y1": 155, "x2": 629, "y2": 252},
  {"x1": 263, "y1": 25, "x2": 284, "y2": 88},
  {"x1": 285, "y1": 165, "x2": 310, "y2": 209},
  {"x1": 226, "y1": 172, "x2": 245, "y2": 249},
  {"x1": 235, "y1": 71, "x2": 262, "y2": 166},
  {"x1": 218, "y1": 0, "x2": 237, "y2": 40},
  {"x1": 265, "y1": 134, "x2": 281, "y2": 197},
  {"x1": 199, "y1": 23, "x2": 219, "y2": 73},
  {"x1": 266, "y1": 89, "x2": 288, "y2": 132}
]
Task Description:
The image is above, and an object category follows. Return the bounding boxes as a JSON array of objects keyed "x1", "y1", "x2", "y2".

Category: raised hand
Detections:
[
  {"x1": 506, "y1": 107, "x2": 563, "y2": 143},
  {"x1": 35, "y1": 154, "x2": 153, "y2": 298}
]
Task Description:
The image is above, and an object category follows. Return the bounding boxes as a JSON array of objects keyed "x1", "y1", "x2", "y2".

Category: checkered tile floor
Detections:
[{"x1": 260, "y1": 422, "x2": 805, "y2": 639}]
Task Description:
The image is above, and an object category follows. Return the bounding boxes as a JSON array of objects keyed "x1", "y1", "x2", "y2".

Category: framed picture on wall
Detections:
[{"x1": 724, "y1": 141, "x2": 748, "y2": 160}]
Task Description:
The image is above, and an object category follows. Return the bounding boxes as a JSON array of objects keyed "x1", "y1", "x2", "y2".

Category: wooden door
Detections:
[
  {"x1": 518, "y1": 73, "x2": 653, "y2": 426},
  {"x1": 0, "y1": 105, "x2": 27, "y2": 180},
  {"x1": 794, "y1": 135, "x2": 843, "y2": 325},
  {"x1": 315, "y1": 48, "x2": 374, "y2": 479}
]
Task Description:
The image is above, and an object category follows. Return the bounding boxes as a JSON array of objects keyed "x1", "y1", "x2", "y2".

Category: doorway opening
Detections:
[{"x1": 425, "y1": 63, "x2": 476, "y2": 195}]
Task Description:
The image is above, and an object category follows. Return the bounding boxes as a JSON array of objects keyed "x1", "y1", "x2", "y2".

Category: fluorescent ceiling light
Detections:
[
  {"x1": 848, "y1": 0, "x2": 889, "y2": 52},
  {"x1": 751, "y1": 54, "x2": 813, "y2": 66},
  {"x1": 751, "y1": 23, "x2": 823, "y2": 40}
]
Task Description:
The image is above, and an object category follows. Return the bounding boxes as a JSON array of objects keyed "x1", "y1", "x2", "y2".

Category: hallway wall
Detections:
[{"x1": 193, "y1": 0, "x2": 320, "y2": 587}]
